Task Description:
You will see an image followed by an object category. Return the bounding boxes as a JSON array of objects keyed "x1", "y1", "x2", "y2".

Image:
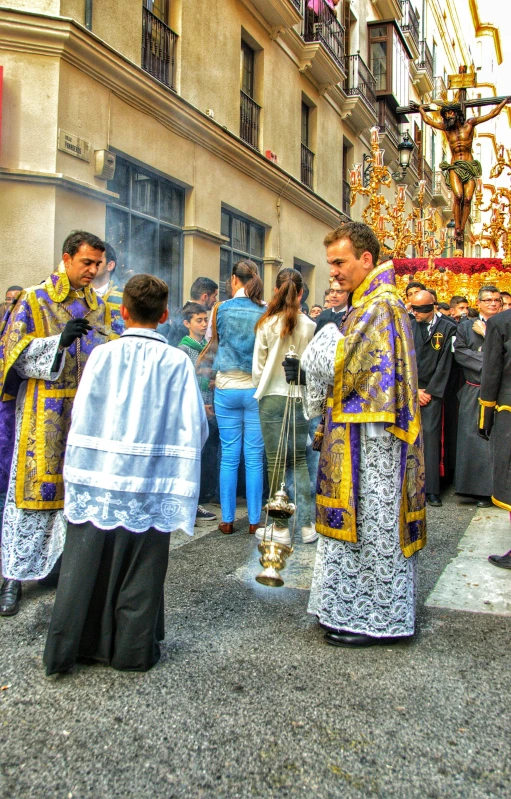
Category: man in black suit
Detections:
[
  {"x1": 314, "y1": 280, "x2": 348, "y2": 334},
  {"x1": 479, "y1": 308, "x2": 511, "y2": 568},
  {"x1": 411, "y1": 291, "x2": 457, "y2": 507},
  {"x1": 454, "y1": 285, "x2": 502, "y2": 507}
]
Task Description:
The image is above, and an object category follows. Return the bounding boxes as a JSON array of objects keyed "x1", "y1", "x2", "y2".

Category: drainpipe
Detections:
[{"x1": 85, "y1": 0, "x2": 93, "y2": 30}]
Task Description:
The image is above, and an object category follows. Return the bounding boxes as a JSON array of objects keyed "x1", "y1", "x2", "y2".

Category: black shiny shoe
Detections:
[
  {"x1": 0, "y1": 579, "x2": 22, "y2": 617},
  {"x1": 488, "y1": 551, "x2": 511, "y2": 570},
  {"x1": 426, "y1": 494, "x2": 442, "y2": 507},
  {"x1": 476, "y1": 497, "x2": 493, "y2": 508},
  {"x1": 324, "y1": 631, "x2": 378, "y2": 648}
]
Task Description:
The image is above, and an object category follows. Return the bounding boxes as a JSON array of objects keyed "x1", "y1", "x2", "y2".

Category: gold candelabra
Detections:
[
  {"x1": 475, "y1": 177, "x2": 511, "y2": 266},
  {"x1": 349, "y1": 126, "x2": 442, "y2": 258}
]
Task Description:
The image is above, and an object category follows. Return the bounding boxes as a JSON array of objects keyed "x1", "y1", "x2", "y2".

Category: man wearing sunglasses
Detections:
[
  {"x1": 411, "y1": 291, "x2": 456, "y2": 507},
  {"x1": 454, "y1": 285, "x2": 502, "y2": 507}
]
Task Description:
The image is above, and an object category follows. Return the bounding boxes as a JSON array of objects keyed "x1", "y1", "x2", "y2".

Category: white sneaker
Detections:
[
  {"x1": 301, "y1": 525, "x2": 319, "y2": 544},
  {"x1": 255, "y1": 524, "x2": 292, "y2": 546}
]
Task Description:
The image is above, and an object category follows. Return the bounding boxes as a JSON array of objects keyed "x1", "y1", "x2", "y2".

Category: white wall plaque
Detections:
[{"x1": 57, "y1": 129, "x2": 91, "y2": 162}]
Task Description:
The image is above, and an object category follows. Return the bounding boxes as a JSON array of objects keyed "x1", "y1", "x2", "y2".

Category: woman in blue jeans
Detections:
[{"x1": 213, "y1": 260, "x2": 265, "y2": 534}]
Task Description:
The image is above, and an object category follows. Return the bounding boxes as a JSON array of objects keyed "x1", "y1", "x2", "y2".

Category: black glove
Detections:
[
  {"x1": 60, "y1": 318, "x2": 92, "y2": 349},
  {"x1": 478, "y1": 429, "x2": 491, "y2": 441},
  {"x1": 282, "y1": 357, "x2": 306, "y2": 385}
]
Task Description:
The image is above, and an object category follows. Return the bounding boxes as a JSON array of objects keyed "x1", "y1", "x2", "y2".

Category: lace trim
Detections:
[
  {"x1": 14, "y1": 335, "x2": 64, "y2": 381},
  {"x1": 1, "y1": 386, "x2": 66, "y2": 580},
  {"x1": 64, "y1": 483, "x2": 198, "y2": 535},
  {"x1": 302, "y1": 325, "x2": 341, "y2": 419},
  {"x1": 308, "y1": 425, "x2": 417, "y2": 637}
]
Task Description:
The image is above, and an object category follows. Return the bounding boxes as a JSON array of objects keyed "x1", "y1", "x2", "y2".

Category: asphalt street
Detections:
[{"x1": 1, "y1": 489, "x2": 510, "y2": 799}]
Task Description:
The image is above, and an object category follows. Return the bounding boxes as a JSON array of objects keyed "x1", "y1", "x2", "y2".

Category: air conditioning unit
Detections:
[{"x1": 94, "y1": 150, "x2": 116, "y2": 181}]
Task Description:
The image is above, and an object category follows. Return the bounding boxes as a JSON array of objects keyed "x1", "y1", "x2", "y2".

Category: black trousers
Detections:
[
  {"x1": 44, "y1": 522, "x2": 170, "y2": 675},
  {"x1": 421, "y1": 396, "x2": 443, "y2": 495}
]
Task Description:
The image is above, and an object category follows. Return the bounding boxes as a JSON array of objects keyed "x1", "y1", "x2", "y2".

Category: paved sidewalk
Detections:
[{"x1": 426, "y1": 505, "x2": 511, "y2": 616}]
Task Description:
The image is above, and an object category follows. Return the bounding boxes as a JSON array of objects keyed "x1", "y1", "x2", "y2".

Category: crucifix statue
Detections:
[{"x1": 398, "y1": 67, "x2": 511, "y2": 252}]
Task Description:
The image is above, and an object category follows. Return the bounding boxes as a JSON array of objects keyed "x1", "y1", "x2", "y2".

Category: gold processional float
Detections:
[{"x1": 349, "y1": 126, "x2": 511, "y2": 305}]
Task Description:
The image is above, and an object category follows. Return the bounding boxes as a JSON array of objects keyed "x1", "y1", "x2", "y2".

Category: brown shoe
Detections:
[
  {"x1": 248, "y1": 524, "x2": 259, "y2": 535},
  {"x1": 218, "y1": 522, "x2": 234, "y2": 535}
]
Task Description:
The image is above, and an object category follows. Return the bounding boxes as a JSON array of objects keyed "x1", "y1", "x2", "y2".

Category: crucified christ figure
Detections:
[{"x1": 410, "y1": 98, "x2": 510, "y2": 242}]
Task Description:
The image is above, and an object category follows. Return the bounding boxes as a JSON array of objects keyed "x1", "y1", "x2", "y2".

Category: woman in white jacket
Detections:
[{"x1": 252, "y1": 268, "x2": 317, "y2": 544}]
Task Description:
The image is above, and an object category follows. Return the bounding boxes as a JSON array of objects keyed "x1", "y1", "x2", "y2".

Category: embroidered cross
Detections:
[
  {"x1": 97, "y1": 492, "x2": 123, "y2": 520},
  {"x1": 432, "y1": 332, "x2": 444, "y2": 351}
]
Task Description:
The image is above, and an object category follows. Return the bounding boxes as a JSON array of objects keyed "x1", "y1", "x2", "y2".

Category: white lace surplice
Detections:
[
  {"x1": 302, "y1": 324, "x2": 417, "y2": 636},
  {"x1": 2, "y1": 336, "x2": 67, "y2": 580},
  {"x1": 64, "y1": 329, "x2": 208, "y2": 535}
]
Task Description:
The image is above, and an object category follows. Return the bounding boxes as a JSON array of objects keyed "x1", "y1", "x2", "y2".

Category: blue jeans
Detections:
[
  {"x1": 306, "y1": 415, "x2": 322, "y2": 523},
  {"x1": 214, "y1": 388, "x2": 264, "y2": 524}
]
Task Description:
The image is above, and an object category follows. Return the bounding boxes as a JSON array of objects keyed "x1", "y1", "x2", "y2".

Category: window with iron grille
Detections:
[
  {"x1": 106, "y1": 156, "x2": 184, "y2": 308},
  {"x1": 240, "y1": 41, "x2": 260, "y2": 148},
  {"x1": 142, "y1": 0, "x2": 177, "y2": 89},
  {"x1": 219, "y1": 209, "x2": 265, "y2": 300}
]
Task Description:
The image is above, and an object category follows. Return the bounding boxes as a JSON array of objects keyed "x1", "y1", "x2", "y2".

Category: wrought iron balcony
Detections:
[
  {"x1": 431, "y1": 170, "x2": 451, "y2": 207},
  {"x1": 425, "y1": 75, "x2": 448, "y2": 104},
  {"x1": 377, "y1": 100, "x2": 400, "y2": 152},
  {"x1": 345, "y1": 54, "x2": 377, "y2": 112},
  {"x1": 290, "y1": 0, "x2": 301, "y2": 8},
  {"x1": 301, "y1": 0, "x2": 346, "y2": 72},
  {"x1": 400, "y1": 0, "x2": 420, "y2": 56},
  {"x1": 240, "y1": 91, "x2": 261, "y2": 149},
  {"x1": 422, "y1": 157, "x2": 433, "y2": 194},
  {"x1": 301, "y1": 143, "x2": 314, "y2": 189},
  {"x1": 142, "y1": 6, "x2": 178, "y2": 89},
  {"x1": 414, "y1": 40, "x2": 433, "y2": 96}
]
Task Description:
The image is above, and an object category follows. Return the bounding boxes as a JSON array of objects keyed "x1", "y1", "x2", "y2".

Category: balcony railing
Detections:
[
  {"x1": 289, "y1": 0, "x2": 301, "y2": 8},
  {"x1": 400, "y1": 0, "x2": 420, "y2": 53},
  {"x1": 417, "y1": 40, "x2": 433, "y2": 81},
  {"x1": 422, "y1": 157, "x2": 433, "y2": 193},
  {"x1": 301, "y1": 143, "x2": 314, "y2": 188},
  {"x1": 433, "y1": 170, "x2": 451, "y2": 204},
  {"x1": 429, "y1": 75, "x2": 448, "y2": 102},
  {"x1": 342, "y1": 179, "x2": 351, "y2": 214},
  {"x1": 377, "y1": 101, "x2": 400, "y2": 149},
  {"x1": 301, "y1": 0, "x2": 346, "y2": 71},
  {"x1": 142, "y1": 6, "x2": 178, "y2": 89},
  {"x1": 345, "y1": 54, "x2": 377, "y2": 112},
  {"x1": 240, "y1": 91, "x2": 261, "y2": 149}
]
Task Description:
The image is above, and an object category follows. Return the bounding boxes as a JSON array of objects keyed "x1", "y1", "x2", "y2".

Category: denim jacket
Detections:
[{"x1": 213, "y1": 297, "x2": 265, "y2": 374}]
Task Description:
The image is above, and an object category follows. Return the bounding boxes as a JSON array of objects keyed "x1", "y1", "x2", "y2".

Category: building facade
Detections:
[{"x1": 0, "y1": 0, "x2": 508, "y2": 306}]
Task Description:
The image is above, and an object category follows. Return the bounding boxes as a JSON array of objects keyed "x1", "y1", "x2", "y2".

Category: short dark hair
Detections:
[
  {"x1": 324, "y1": 221, "x2": 380, "y2": 266},
  {"x1": 182, "y1": 301, "x2": 208, "y2": 323},
  {"x1": 438, "y1": 302, "x2": 450, "y2": 311},
  {"x1": 450, "y1": 295, "x2": 468, "y2": 308},
  {"x1": 104, "y1": 242, "x2": 117, "y2": 266},
  {"x1": 122, "y1": 274, "x2": 168, "y2": 324},
  {"x1": 311, "y1": 304, "x2": 322, "y2": 311},
  {"x1": 406, "y1": 281, "x2": 427, "y2": 296},
  {"x1": 6, "y1": 285, "x2": 22, "y2": 293},
  {"x1": 62, "y1": 230, "x2": 105, "y2": 258},
  {"x1": 501, "y1": 291, "x2": 511, "y2": 299},
  {"x1": 478, "y1": 285, "x2": 500, "y2": 301},
  {"x1": 190, "y1": 277, "x2": 218, "y2": 300}
]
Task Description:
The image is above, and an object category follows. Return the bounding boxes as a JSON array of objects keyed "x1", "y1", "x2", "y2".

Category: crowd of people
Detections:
[{"x1": 0, "y1": 221, "x2": 510, "y2": 674}]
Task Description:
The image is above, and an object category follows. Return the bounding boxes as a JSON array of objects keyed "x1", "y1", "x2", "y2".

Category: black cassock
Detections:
[
  {"x1": 412, "y1": 314, "x2": 456, "y2": 494},
  {"x1": 454, "y1": 318, "x2": 493, "y2": 497},
  {"x1": 44, "y1": 522, "x2": 170, "y2": 674},
  {"x1": 479, "y1": 309, "x2": 511, "y2": 510}
]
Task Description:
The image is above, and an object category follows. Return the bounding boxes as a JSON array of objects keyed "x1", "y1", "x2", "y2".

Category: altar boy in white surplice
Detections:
[{"x1": 44, "y1": 274, "x2": 208, "y2": 674}]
